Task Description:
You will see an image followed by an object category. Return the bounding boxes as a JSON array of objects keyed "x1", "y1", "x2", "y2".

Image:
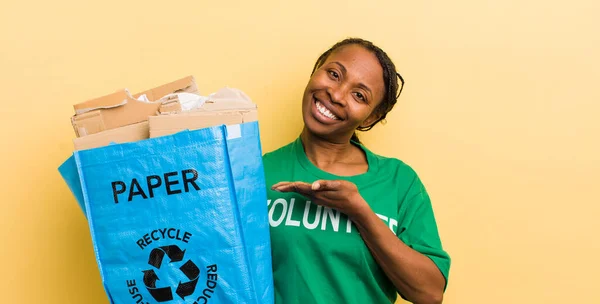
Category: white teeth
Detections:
[{"x1": 316, "y1": 101, "x2": 339, "y2": 120}]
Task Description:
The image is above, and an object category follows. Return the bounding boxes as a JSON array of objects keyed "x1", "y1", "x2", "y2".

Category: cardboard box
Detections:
[
  {"x1": 73, "y1": 121, "x2": 149, "y2": 151},
  {"x1": 149, "y1": 87, "x2": 258, "y2": 138},
  {"x1": 149, "y1": 109, "x2": 257, "y2": 138},
  {"x1": 71, "y1": 76, "x2": 198, "y2": 137}
]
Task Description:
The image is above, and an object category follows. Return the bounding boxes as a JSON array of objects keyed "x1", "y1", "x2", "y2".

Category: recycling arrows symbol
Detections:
[
  {"x1": 142, "y1": 270, "x2": 172, "y2": 301},
  {"x1": 148, "y1": 245, "x2": 186, "y2": 269},
  {"x1": 142, "y1": 245, "x2": 200, "y2": 302},
  {"x1": 176, "y1": 260, "x2": 201, "y2": 299}
]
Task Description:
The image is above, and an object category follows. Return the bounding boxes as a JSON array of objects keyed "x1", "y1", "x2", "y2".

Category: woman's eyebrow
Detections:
[
  {"x1": 357, "y1": 83, "x2": 373, "y2": 97},
  {"x1": 331, "y1": 61, "x2": 347, "y2": 75},
  {"x1": 330, "y1": 61, "x2": 373, "y2": 96}
]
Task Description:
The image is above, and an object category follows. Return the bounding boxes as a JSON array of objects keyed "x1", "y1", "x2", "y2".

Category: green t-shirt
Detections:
[{"x1": 263, "y1": 138, "x2": 450, "y2": 303}]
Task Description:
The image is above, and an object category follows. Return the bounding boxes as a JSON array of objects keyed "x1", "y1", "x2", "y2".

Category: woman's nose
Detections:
[{"x1": 326, "y1": 85, "x2": 347, "y2": 106}]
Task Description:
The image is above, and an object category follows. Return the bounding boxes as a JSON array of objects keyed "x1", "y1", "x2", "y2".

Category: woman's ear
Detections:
[{"x1": 360, "y1": 111, "x2": 383, "y2": 129}]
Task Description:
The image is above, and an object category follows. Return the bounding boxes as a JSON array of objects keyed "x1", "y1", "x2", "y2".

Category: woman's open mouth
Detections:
[{"x1": 314, "y1": 99, "x2": 340, "y2": 121}]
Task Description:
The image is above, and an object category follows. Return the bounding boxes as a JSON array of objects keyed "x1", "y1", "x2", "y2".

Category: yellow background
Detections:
[{"x1": 1, "y1": 0, "x2": 599, "y2": 303}]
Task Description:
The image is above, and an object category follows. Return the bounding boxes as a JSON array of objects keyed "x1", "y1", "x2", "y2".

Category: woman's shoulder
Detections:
[
  {"x1": 363, "y1": 145, "x2": 419, "y2": 180},
  {"x1": 365, "y1": 149, "x2": 430, "y2": 205},
  {"x1": 262, "y1": 140, "x2": 297, "y2": 165}
]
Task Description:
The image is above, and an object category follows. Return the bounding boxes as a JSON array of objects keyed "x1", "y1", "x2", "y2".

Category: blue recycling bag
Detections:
[{"x1": 59, "y1": 122, "x2": 273, "y2": 304}]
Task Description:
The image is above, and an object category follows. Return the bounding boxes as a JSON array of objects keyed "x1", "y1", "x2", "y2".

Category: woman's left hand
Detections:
[{"x1": 271, "y1": 180, "x2": 368, "y2": 219}]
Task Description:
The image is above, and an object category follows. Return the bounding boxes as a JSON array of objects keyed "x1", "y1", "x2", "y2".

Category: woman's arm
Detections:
[
  {"x1": 352, "y1": 198, "x2": 445, "y2": 304},
  {"x1": 273, "y1": 180, "x2": 447, "y2": 304}
]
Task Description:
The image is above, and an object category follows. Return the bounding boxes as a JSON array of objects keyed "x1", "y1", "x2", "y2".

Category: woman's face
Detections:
[{"x1": 302, "y1": 44, "x2": 385, "y2": 142}]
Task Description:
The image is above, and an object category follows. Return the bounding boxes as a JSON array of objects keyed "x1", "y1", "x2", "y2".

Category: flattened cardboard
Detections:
[
  {"x1": 156, "y1": 98, "x2": 256, "y2": 114},
  {"x1": 71, "y1": 76, "x2": 198, "y2": 137},
  {"x1": 73, "y1": 122, "x2": 149, "y2": 151},
  {"x1": 149, "y1": 109, "x2": 258, "y2": 138},
  {"x1": 73, "y1": 90, "x2": 130, "y2": 114},
  {"x1": 156, "y1": 95, "x2": 184, "y2": 114},
  {"x1": 242, "y1": 110, "x2": 258, "y2": 122},
  {"x1": 150, "y1": 86, "x2": 258, "y2": 138},
  {"x1": 71, "y1": 92, "x2": 159, "y2": 137},
  {"x1": 132, "y1": 76, "x2": 198, "y2": 101},
  {"x1": 71, "y1": 110, "x2": 105, "y2": 137},
  {"x1": 193, "y1": 100, "x2": 256, "y2": 111}
]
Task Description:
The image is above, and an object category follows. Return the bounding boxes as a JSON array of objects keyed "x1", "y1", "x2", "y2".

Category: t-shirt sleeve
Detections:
[{"x1": 397, "y1": 176, "x2": 451, "y2": 289}]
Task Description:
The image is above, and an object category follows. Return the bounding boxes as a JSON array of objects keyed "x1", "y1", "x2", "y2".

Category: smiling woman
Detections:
[{"x1": 263, "y1": 38, "x2": 450, "y2": 304}]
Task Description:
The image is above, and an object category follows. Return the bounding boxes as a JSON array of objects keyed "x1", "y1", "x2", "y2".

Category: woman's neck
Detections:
[{"x1": 300, "y1": 128, "x2": 366, "y2": 170}]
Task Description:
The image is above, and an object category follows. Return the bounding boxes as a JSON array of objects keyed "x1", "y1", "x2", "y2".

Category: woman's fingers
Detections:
[
  {"x1": 272, "y1": 181, "x2": 312, "y2": 194},
  {"x1": 311, "y1": 180, "x2": 341, "y2": 191}
]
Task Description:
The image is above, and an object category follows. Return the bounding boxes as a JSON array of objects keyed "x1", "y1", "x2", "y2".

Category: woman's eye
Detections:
[
  {"x1": 355, "y1": 92, "x2": 365, "y2": 101},
  {"x1": 328, "y1": 70, "x2": 339, "y2": 79}
]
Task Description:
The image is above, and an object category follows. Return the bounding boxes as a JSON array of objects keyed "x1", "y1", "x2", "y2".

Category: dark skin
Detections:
[{"x1": 272, "y1": 44, "x2": 446, "y2": 304}]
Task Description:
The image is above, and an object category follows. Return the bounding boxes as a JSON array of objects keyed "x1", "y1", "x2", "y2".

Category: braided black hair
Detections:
[{"x1": 311, "y1": 38, "x2": 404, "y2": 143}]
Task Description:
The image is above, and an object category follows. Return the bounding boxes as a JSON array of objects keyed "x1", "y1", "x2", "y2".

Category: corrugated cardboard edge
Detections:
[
  {"x1": 74, "y1": 90, "x2": 132, "y2": 114},
  {"x1": 157, "y1": 100, "x2": 257, "y2": 115},
  {"x1": 148, "y1": 109, "x2": 258, "y2": 138},
  {"x1": 73, "y1": 121, "x2": 149, "y2": 150},
  {"x1": 71, "y1": 111, "x2": 106, "y2": 137},
  {"x1": 132, "y1": 76, "x2": 198, "y2": 101}
]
